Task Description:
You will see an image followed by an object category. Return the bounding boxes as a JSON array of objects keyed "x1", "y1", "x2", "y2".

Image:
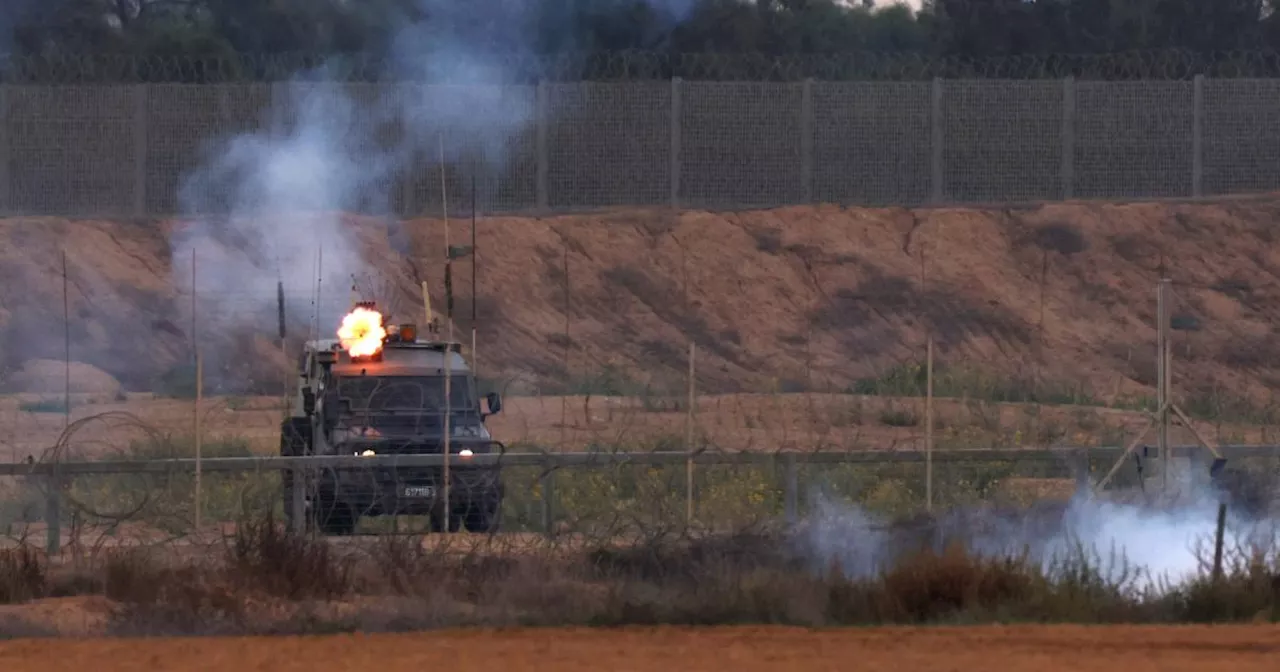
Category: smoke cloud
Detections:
[
  {"x1": 802, "y1": 473, "x2": 1278, "y2": 589},
  {"x1": 171, "y1": 1, "x2": 551, "y2": 364}
]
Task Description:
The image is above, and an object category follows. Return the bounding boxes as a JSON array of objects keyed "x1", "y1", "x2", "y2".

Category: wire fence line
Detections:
[
  {"x1": 4, "y1": 275, "x2": 1279, "y2": 549},
  {"x1": 8, "y1": 50, "x2": 1280, "y2": 84},
  {"x1": 2, "y1": 75, "x2": 1280, "y2": 217},
  {"x1": 5, "y1": 441, "x2": 1270, "y2": 554}
]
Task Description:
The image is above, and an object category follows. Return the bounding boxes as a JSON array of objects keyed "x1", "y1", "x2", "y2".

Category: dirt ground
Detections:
[{"x1": 1, "y1": 624, "x2": 1278, "y2": 671}]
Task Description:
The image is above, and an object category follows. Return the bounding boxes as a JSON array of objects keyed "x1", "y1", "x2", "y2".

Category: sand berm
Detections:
[{"x1": 2, "y1": 196, "x2": 1278, "y2": 400}]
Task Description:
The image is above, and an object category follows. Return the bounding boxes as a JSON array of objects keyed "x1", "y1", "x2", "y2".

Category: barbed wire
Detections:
[{"x1": 6, "y1": 50, "x2": 1280, "y2": 84}]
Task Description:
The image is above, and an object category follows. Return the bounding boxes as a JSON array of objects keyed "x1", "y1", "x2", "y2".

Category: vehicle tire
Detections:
[
  {"x1": 462, "y1": 503, "x2": 500, "y2": 533},
  {"x1": 313, "y1": 491, "x2": 357, "y2": 536},
  {"x1": 462, "y1": 484, "x2": 503, "y2": 533},
  {"x1": 279, "y1": 419, "x2": 311, "y2": 533}
]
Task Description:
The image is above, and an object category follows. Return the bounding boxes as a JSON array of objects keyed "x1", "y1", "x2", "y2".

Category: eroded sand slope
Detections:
[{"x1": 2, "y1": 198, "x2": 1278, "y2": 400}]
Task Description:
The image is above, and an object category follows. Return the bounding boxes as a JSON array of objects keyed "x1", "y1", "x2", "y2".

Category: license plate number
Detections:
[{"x1": 402, "y1": 486, "x2": 436, "y2": 498}]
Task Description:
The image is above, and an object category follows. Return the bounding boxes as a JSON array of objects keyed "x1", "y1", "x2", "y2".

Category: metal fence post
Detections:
[
  {"x1": 132, "y1": 84, "x2": 148, "y2": 217},
  {"x1": 290, "y1": 468, "x2": 306, "y2": 534},
  {"x1": 1061, "y1": 76, "x2": 1075, "y2": 200},
  {"x1": 1192, "y1": 74, "x2": 1205, "y2": 198},
  {"x1": 45, "y1": 472, "x2": 61, "y2": 555},
  {"x1": 536, "y1": 79, "x2": 549, "y2": 210},
  {"x1": 670, "y1": 77, "x2": 682, "y2": 209},
  {"x1": 1073, "y1": 447, "x2": 1091, "y2": 492},
  {"x1": 540, "y1": 467, "x2": 555, "y2": 537},
  {"x1": 784, "y1": 452, "x2": 798, "y2": 525},
  {"x1": 930, "y1": 77, "x2": 944, "y2": 203},
  {"x1": 800, "y1": 78, "x2": 814, "y2": 204},
  {"x1": 0, "y1": 84, "x2": 9, "y2": 215}
]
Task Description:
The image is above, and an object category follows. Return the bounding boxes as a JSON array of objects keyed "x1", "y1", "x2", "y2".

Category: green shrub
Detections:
[
  {"x1": 66, "y1": 435, "x2": 277, "y2": 533},
  {"x1": 18, "y1": 398, "x2": 69, "y2": 414},
  {"x1": 851, "y1": 362, "x2": 1097, "y2": 406}
]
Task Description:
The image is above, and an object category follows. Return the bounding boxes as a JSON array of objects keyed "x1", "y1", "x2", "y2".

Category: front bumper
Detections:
[{"x1": 323, "y1": 439, "x2": 505, "y2": 515}]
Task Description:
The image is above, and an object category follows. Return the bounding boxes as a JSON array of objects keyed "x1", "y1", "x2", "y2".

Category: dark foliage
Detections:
[{"x1": 7, "y1": 1, "x2": 1280, "y2": 83}]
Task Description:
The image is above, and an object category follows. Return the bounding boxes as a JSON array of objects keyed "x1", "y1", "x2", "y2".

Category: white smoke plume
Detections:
[
  {"x1": 171, "y1": 0, "x2": 718, "y2": 360},
  {"x1": 801, "y1": 473, "x2": 1278, "y2": 589},
  {"x1": 170, "y1": 2, "x2": 546, "y2": 358}
]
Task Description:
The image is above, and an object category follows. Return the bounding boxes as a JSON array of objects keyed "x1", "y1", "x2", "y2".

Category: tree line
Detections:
[{"x1": 5, "y1": 1, "x2": 1280, "y2": 62}]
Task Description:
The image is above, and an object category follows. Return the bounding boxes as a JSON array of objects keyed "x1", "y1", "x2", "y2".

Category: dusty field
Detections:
[
  {"x1": 0, "y1": 390, "x2": 1263, "y2": 461},
  {"x1": 1, "y1": 624, "x2": 1278, "y2": 671}
]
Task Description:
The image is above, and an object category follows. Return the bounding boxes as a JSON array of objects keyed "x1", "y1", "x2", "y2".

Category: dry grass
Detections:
[
  {"x1": 0, "y1": 389, "x2": 1271, "y2": 462},
  {"x1": 0, "y1": 512, "x2": 1277, "y2": 636}
]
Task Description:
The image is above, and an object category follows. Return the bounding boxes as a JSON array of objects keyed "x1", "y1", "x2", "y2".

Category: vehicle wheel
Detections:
[
  {"x1": 279, "y1": 419, "x2": 311, "y2": 533},
  {"x1": 462, "y1": 485, "x2": 503, "y2": 533},
  {"x1": 428, "y1": 500, "x2": 455, "y2": 534},
  {"x1": 312, "y1": 490, "x2": 357, "y2": 536},
  {"x1": 462, "y1": 502, "x2": 500, "y2": 533}
]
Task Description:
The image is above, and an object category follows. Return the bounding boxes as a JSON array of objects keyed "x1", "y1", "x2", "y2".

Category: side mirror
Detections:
[
  {"x1": 302, "y1": 389, "x2": 316, "y2": 415},
  {"x1": 485, "y1": 391, "x2": 502, "y2": 416}
]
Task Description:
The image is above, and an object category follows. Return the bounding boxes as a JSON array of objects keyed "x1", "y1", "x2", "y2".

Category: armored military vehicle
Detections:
[{"x1": 279, "y1": 302, "x2": 504, "y2": 535}]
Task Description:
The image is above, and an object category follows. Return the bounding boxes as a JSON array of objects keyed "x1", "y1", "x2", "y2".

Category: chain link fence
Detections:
[{"x1": 1, "y1": 76, "x2": 1279, "y2": 217}]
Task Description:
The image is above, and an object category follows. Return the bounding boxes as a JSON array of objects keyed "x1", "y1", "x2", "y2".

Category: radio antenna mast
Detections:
[
  {"x1": 471, "y1": 171, "x2": 478, "y2": 378},
  {"x1": 439, "y1": 133, "x2": 453, "y2": 523}
]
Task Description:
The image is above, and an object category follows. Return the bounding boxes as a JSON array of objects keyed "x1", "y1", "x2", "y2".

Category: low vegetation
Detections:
[
  {"x1": 17, "y1": 399, "x2": 70, "y2": 414},
  {"x1": 1, "y1": 516, "x2": 1278, "y2": 636}
]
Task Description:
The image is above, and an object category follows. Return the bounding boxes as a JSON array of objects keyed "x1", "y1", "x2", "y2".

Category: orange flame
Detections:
[{"x1": 337, "y1": 306, "x2": 387, "y2": 358}]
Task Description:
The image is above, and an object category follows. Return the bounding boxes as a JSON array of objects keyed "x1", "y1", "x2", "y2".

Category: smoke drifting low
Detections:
[{"x1": 802, "y1": 474, "x2": 1278, "y2": 588}]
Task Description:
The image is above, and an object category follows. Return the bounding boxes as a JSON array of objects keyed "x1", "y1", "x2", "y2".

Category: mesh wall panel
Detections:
[
  {"x1": 1074, "y1": 82, "x2": 1194, "y2": 199},
  {"x1": 344, "y1": 83, "x2": 409, "y2": 216},
  {"x1": 12, "y1": 80, "x2": 1280, "y2": 217},
  {"x1": 813, "y1": 82, "x2": 931, "y2": 206},
  {"x1": 145, "y1": 84, "x2": 272, "y2": 215},
  {"x1": 943, "y1": 80, "x2": 1064, "y2": 203},
  {"x1": 680, "y1": 82, "x2": 804, "y2": 207},
  {"x1": 258, "y1": 82, "x2": 408, "y2": 216},
  {"x1": 401, "y1": 84, "x2": 538, "y2": 217},
  {"x1": 1202, "y1": 79, "x2": 1280, "y2": 196},
  {"x1": 546, "y1": 82, "x2": 670, "y2": 208},
  {"x1": 7, "y1": 86, "x2": 138, "y2": 215}
]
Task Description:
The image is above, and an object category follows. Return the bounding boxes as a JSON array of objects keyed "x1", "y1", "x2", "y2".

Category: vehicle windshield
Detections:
[{"x1": 336, "y1": 376, "x2": 476, "y2": 413}]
